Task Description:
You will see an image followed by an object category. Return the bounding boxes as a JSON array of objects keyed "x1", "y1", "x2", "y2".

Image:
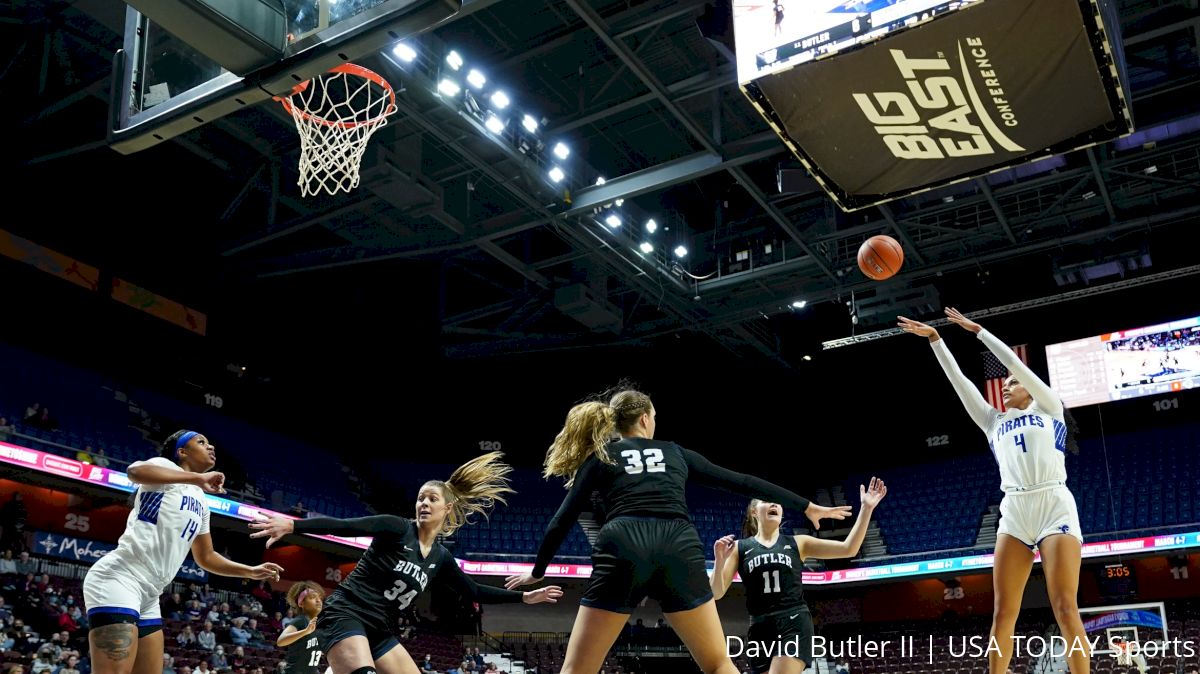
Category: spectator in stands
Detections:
[
  {"x1": 230, "y1": 646, "x2": 246, "y2": 669},
  {"x1": 448, "y1": 663, "x2": 467, "y2": 674},
  {"x1": 68, "y1": 604, "x2": 85, "y2": 631},
  {"x1": 92, "y1": 449, "x2": 109, "y2": 469},
  {"x1": 245, "y1": 618, "x2": 266, "y2": 647},
  {"x1": 57, "y1": 606, "x2": 77, "y2": 633},
  {"x1": 1, "y1": 629, "x2": 14, "y2": 653},
  {"x1": 7, "y1": 666, "x2": 24, "y2": 674},
  {"x1": 274, "y1": 661, "x2": 285, "y2": 674},
  {"x1": 0, "y1": 417, "x2": 13, "y2": 442},
  {"x1": 289, "y1": 502, "x2": 307, "y2": 517},
  {"x1": 76, "y1": 447, "x2": 96, "y2": 465},
  {"x1": 229, "y1": 619, "x2": 250, "y2": 646},
  {"x1": 15, "y1": 551, "x2": 35, "y2": 575},
  {"x1": 280, "y1": 608, "x2": 299, "y2": 628},
  {"x1": 198, "y1": 621, "x2": 217, "y2": 651},
  {"x1": 421, "y1": 655, "x2": 434, "y2": 671},
  {"x1": 251, "y1": 581, "x2": 272, "y2": 603},
  {"x1": 211, "y1": 646, "x2": 228, "y2": 670},
  {"x1": 206, "y1": 605, "x2": 221, "y2": 624},
  {"x1": 187, "y1": 599, "x2": 204, "y2": 621},
  {"x1": 165, "y1": 593, "x2": 184, "y2": 620},
  {"x1": 180, "y1": 667, "x2": 192, "y2": 674},
  {"x1": 162, "y1": 654, "x2": 175, "y2": 674},
  {"x1": 0, "y1": 551, "x2": 16, "y2": 575},
  {"x1": 471, "y1": 648, "x2": 484, "y2": 669},
  {"x1": 267, "y1": 612, "x2": 283, "y2": 633},
  {"x1": 33, "y1": 647, "x2": 56, "y2": 674},
  {"x1": 57, "y1": 655, "x2": 80, "y2": 674},
  {"x1": 35, "y1": 408, "x2": 56, "y2": 432},
  {"x1": 176, "y1": 626, "x2": 196, "y2": 647},
  {"x1": 0, "y1": 597, "x2": 11, "y2": 623},
  {"x1": 836, "y1": 659, "x2": 850, "y2": 674},
  {"x1": 24, "y1": 404, "x2": 40, "y2": 423},
  {"x1": 196, "y1": 661, "x2": 212, "y2": 674},
  {"x1": 199, "y1": 585, "x2": 216, "y2": 605},
  {"x1": 38, "y1": 573, "x2": 52, "y2": 593}
]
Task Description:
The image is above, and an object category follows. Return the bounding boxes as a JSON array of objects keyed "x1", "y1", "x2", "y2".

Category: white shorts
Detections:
[
  {"x1": 83, "y1": 564, "x2": 163, "y2": 629},
  {"x1": 997, "y1": 486, "x2": 1083, "y2": 549}
]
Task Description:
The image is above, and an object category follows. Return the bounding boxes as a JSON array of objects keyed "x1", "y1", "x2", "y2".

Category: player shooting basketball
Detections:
[{"x1": 898, "y1": 308, "x2": 1089, "y2": 674}]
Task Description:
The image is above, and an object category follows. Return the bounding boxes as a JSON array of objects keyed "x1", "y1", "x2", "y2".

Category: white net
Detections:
[{"x1": 279, "y1": 64, "x2": 396, "y2": 197}]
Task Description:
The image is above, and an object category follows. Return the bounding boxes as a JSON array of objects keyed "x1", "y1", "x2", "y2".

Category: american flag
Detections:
[{"x1": 982, "y1": 344, "x2": 1027, "y2": 412}]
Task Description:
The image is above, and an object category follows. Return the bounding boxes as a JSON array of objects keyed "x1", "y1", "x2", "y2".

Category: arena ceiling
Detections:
[{"x1": 7, "y1": 0, "x2": 1200, "y2": 368}]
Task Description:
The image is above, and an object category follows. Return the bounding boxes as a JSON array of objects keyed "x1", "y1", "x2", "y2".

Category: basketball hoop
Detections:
[{"x1": 275, "y1": 63, "x2": 397, "y2": 197}]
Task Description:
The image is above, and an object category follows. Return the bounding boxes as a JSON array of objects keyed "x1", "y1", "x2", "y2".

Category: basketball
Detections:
[{"x1": 858, "y1": 235, "x2": 905, "y2": 281}]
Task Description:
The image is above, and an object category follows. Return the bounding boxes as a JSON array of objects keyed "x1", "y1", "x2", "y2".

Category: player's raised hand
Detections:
[
  {"x1": 805, "y1": 503, "x2": 853, "y2": 531},
  {"x1": 945, "y1": 307, "x2": 982, "y2": 334},
  {"x1": 522, "y1": 586, "x2": 564, "y2": 605},
  {"x1": 713, "y1": 535, "x2": 737, "y2": 563},
  {"x1": 860, "y1": 477, "x2": 887, "y2": 510},
  {"x1": 249, "y1": 515, "x2": 294, "y2": 548},
  {"x1": 897, "y1": 316, "x2": 939, "y2": 341},
  {"x1": 195, "y1": 471, "x2": 226, "y2": 494},
  {"x1": 247, "y1": 562, "x2": 284, "y2": 581},
  {"x1": 504, "y1": 572, "x2": 543, "y2": 590}
]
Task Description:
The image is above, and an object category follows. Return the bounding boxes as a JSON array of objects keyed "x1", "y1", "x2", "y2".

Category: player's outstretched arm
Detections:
[
  {"x1": 127, "y1": 457, "x2": 225, "y2": 493},
  {"x1": 249, "y1": 514, "x2": 410, "y2": 547},
  {"x1": 899, "y1": 315, "x2": 998, "y2": 431},
  {"x1": 795, "y1": 477, "x2": 887, "y2": 560},
  {"x1": 682, "y1": 449, "x2": 850, "y2": 531},
  {"x1": 191, "y1": 533, "x2": 283, "y2": 580},
  {"x1": 710, "y1": 535, "x2": 739, "y2": 600},
  {"x1": 945, "y1": 307, "x2": 1064, "y2": 417},
  {"x1": 440, "y1": 560, "x2": 563, "y2": 605}
]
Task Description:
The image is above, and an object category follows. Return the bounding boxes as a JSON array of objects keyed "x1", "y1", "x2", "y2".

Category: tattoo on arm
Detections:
[{"x1": 91, "y1": 623, "x2": 136, "y2": 662}]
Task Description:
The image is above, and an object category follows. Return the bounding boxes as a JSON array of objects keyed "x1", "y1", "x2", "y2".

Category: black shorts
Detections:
[
  {"x1": 315, "y1": 604, "x2": 399, "y2": 661},
  {"x1": 747, "y1": 607, "x2": 814, "y2": 674},
  {"x1": 580, "y1": 516, "x2": 713, "y2": 614}
]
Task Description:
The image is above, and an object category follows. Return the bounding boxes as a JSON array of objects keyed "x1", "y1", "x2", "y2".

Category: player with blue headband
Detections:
[{"x1": 83, "y1": 429, "x2": 284, "y2": 674}]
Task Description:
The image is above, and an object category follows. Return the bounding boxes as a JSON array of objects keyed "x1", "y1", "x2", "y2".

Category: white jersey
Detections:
[
  {"x1": 92, "y1": 457, "x2": 210, "y2": 592},
  {"x1": 931, "y1": 329, "x2": 1068, "y2": 493}
]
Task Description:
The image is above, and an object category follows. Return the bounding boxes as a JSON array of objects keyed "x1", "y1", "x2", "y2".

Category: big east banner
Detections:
[{"x1": 747, "y1": 0, "x2": 1131, "y2": 211}]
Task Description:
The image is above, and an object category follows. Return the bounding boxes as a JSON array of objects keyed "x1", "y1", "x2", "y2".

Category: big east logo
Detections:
[{"x1": 852, "y1": 38, "x2": 1024, "y2": 160}]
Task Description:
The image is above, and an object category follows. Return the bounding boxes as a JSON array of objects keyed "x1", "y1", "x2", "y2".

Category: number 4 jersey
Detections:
[{"x1": 737, "y1": 535, "x2": 806, "y2": 619}]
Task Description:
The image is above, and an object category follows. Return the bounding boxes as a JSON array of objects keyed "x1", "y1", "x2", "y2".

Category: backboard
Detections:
[{"x1": 109, "y1": 0, "x2": 460, "y2": 154}]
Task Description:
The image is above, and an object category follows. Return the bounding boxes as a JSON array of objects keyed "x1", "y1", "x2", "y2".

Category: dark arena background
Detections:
[{"x1": 2, "y1": 0, "x2": 1200, "y2": 673}]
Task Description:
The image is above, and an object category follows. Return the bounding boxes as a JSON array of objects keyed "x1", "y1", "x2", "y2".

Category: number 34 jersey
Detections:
[
  {"x1": 296, "y1": 515, "x2": 525, "y2": 632},
  {"x1": 324, "y1": 518, "x2": 446, "y2": 629}
]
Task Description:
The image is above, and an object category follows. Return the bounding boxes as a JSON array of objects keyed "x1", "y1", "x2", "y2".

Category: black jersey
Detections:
[
  {"x1": 738, "y1": 535, "x2": 806, "y2": 618},
  {"x1": 294, "y1": 515, "x2": 524, "y2": 631},
  {"x1": 285, "y1": 616, "x2": 322, "y2": 674},
  {"x1": 532, "y1": 438, "x2": 813, "y2": 577}
]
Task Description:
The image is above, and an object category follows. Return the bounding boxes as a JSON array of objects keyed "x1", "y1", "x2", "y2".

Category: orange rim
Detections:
[{"x1": 275, "y1": 63, "x2": 397, "y2": 129}]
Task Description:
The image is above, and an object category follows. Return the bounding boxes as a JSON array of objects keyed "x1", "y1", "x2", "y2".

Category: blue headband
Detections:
[{"x1": 175, "y1": 431, "x2": 199, "y2": 450}]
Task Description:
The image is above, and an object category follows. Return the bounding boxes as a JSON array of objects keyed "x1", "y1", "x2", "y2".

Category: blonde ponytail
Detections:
[
  {"x1": 544, "y1": 388, "x2": 654, "y2": 486},
  {"x1": 426, "y1": 451, "x2": 513, "y2": 536}
]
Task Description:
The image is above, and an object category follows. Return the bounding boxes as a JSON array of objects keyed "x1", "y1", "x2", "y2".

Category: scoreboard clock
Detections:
[{"x1": 1097, "y1": 562, "x2": 1138, "y2": 598}]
